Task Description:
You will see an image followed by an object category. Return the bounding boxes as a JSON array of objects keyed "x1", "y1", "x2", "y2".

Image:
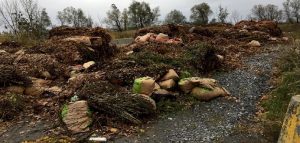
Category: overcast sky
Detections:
[{"x1": 39, "y1": 0, "x2": 284, "y2": 26}]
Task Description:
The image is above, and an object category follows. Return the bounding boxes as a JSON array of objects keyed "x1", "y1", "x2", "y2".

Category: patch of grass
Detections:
[
  {"x1": 179, "y1": 71, "x2": 192, "y2": 79},
  {"x1": 262, "y1": 43, "x2": 300, "y2": 122},
  {"x1": 279, "y1": 23, "x2": 300, "y2": 40},
  {"x1": 0, "y1": 33, "x2": 41, "y2": 47},
  {"x1": 126, "y1": 42, "x2": 219, "y2": 75},
  {"x1": 109, "y1": 30, "x2": 136, "y2": 39},
  {"x1": 61, "y1": 104, "x2": 68, "y2": 119},
  {"x1": 262, "y1": 70, "x2": 300, "y2": 120}
]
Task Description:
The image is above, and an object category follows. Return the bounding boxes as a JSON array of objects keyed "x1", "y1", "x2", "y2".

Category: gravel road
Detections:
[{"x1": 115, "y1": 46, "x2": 281, "y2": 143}]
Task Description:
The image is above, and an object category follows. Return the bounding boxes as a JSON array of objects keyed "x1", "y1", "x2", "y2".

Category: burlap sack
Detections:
[
  {"x1": 159, "y1": 79, "x2": 176, "y2": 89},
  {"x1": 191, "y1": 87, "x2": 230, "y2": 101},
  {"x1": 161, "y1": 69, "x2": 179, "y2": 81},
  {"x1": 133, "y1": 77, "x2": 155, "y2": 95},
  {"x1": 178, "y1": 78, "x2": 194, "y2": 93},
  {"x1": 155, "y1": 33, "x2": 169, "y2": 43},
  {"x1": 179, "y1": 77, "x2": 216, "y2": 93}
]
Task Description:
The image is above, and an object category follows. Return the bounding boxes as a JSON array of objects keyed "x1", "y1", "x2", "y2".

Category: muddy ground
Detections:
[{"x1": 115, "y1": 45, "x2": 281, "y2": 143}]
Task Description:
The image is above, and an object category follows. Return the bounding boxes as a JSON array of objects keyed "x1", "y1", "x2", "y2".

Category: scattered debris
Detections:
[
  {"x1": 89, "y1": 137, "x2": 107, "y2": 142},
  {"x1": 135, "y1": 32, "x2": 183, "y2": 44},
  {"x1": 0, "y1": 20, "x2": 287, "y2": 141},
  {"x1": 247, "y1": 40, "x2": 261, "y2": 47},
  {"x1": 83, "y1": 61, "x2": 96, "y2": 69}
]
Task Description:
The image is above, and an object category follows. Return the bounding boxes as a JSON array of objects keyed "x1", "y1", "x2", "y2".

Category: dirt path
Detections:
[{"x1": 115, "y1": 46, "x2": 281, "y2": 143}]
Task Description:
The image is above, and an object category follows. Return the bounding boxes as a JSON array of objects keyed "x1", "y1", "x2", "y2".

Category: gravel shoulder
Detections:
[{"x1": 115, "y1": 45, "x2": 281, "y2": 143}]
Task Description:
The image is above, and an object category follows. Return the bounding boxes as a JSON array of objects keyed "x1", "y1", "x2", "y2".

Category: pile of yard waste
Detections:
[
  {"x1": 0, "y1": 26, "x2": 117, "y2": 121},
  {"x1": 0, "y1": 20, "x2": 289, "y2": 141}
]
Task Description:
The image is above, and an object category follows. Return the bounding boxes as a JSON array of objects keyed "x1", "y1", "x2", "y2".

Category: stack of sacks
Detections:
[
  {"x1": 132, "y1": 69, "x2": 179, "y2": 102},
  {"x1": 135, "y1": 33, "x2": 183, "y2": 44},
  {"x1": 157, "y1": 69, "x2": 179, "y2": 90},
  {"x1": 179, "y1": 77, "x2": 230, "y2": 101}
]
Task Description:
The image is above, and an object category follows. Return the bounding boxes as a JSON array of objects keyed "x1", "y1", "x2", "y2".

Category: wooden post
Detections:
[{"x1": 278, "y1": 95, "x2": 300, "y2": 143}]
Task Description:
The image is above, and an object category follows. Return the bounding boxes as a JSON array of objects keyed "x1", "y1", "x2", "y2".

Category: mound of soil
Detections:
[
  {"x1": 235, "y1": 20, "x2": 282, "y2": 37},
  {"x1": 49, "y1": 26, "x2": 112, "y2": 44}
]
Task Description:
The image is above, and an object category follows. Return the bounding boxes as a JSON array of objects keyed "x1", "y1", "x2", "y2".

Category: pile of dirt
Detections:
[
  {"x1": 0, "y1": 26, "x2": 117, "y2": 86},
  {"x1": 0, "y1": 94, "x2": 25, "y2": 121},
  {"x1": 29, "y1": 26, "x2": 117, "y2": 65},
  {"x1": 135, "y1": 20, "x2": 283, "y2": 45},
  {"x1": 135, "y1": 24, "x2": 190, "y2": 38},
  {"x1": 234, "y1": 20, "x2": 282, "y2": 37},
  {"x1": 49, "y1": 26, "x2": 112, "y2": 44},
  {"x1": 0, "y1": 65, "x2": 31, "y2": 87},
  {"x1": 128, "y1": 20, "x2": 285, "y2": 73}
]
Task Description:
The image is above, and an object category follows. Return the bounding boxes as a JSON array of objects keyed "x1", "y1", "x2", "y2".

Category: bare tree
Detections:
[
  {"x1": 231, "y1": 10, "x2": 243, "y2": 24},
  {"x1": 121, "y1": 8, "x2": 128, "y2": 30},
  {"x1": 251, "y1": 4, "x2": 282, "y2": 21},
  {"x1": 0, "y1": 0, "x2": 20, "y2": 34},
  {"x1": 57, "y1": 7, "x2": 93, "y2": 27},
  {"x1": 0, "y1": 0, "x2": 51, "y2": 37},
  {"x1": 218, "y1": 5, "x2": 229, "y2": 23},
  {"x1": 252, "y1": 4, "x2": 266, "y2": 20},
  {"x1": 283, "y1": 0, "x2": 293, "y2": 22},
  {"x1": 104, "y1": 4, "x2": 123, "y2": 31},
  {"x1": 291, "y1": 0, "x2": 300, "y2": 23},
  {"x1": 20, "y1": 0, "x2": 38, "y2": 29}
]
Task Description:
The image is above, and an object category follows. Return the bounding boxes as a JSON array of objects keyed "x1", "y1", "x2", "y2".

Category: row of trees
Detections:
[
  {"x1": 104, "y1": 2, "x2": 220, "y2": 31},
  {"x1": 104, "y1": 1, "x2": 160, "y2": 31},
  {"x1": 57, "y1": 7, "x2": 93, "y2": 27},
  {"x1": 0, "y1": 0, "x2": 93, "y2": 38},
  {"x1": 0, "y1": 0, "x2": 51, "y2": 38},
  {"x1": 1, "y1": 0, "x2": 300, "y2": 35},
  {"x1": 105, "y1": 0, "x2": 300, "y2": 31}
]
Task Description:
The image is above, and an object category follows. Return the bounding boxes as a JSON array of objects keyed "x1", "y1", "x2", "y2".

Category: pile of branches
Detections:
[
  {"x1": 78, "y1": 81, "x2": 156, "y2": 124},
  {"x1": 0, "y1": 65, "x2": 31, "y2": 87}
]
